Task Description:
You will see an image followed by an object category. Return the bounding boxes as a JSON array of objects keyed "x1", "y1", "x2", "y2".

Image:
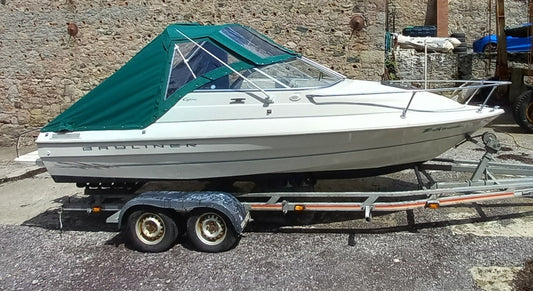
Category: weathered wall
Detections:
[
  {"x1": 0, "y1": 0, "x2": 530, "y2": 146},
  {"x1": 0, "y1": 0, "x2": 386, "y2": 146},
  {"x1": 394, "y1": 0, "x2": 528, "y2": 44},
  {"x1": 393, "y1": 0, "x2": 529, "y2": 81}
]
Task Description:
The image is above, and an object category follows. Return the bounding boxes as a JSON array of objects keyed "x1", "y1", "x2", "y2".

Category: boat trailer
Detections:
[
  {"x1": 60, "y1": 132, "x2": 533, "y2": 253},
  {"x1": 240, "y1": 132, "x2": 533, "y2": 220}
]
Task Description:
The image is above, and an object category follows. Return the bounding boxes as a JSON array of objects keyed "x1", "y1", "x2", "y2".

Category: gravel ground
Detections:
[
  {"x1": 1, "y1": 182, "x2": 532, "y2": 290},
  {"x1": 0, "y1": 112, "x2": 532, "y2": 290},
  {"x1": 0, "y1": 218, "x2": 532, "y2": 291}
]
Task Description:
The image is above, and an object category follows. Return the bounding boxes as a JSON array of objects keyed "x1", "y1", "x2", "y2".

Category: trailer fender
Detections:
[{"x1": 117, "y1": 191, "x2": 249, "y2": 234}]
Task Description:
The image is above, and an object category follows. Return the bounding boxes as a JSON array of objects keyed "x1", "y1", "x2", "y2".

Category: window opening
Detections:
[
  {"x1": 220, "y1": 26, "x2": 287, "y2": 58},
  {"x1": 166, "y1": 41, "x2": 234, "y2": 98},
  {"x1": 176, "y1": 45, "x2": 197, "y2": 79},
  {"x1": 173, "y1": 28, "x2": 275, "y2": 105}
]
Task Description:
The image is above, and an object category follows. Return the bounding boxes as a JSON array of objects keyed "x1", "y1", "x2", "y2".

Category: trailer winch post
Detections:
[{"x1": 471, "y1": 132, "x2": 501, "y2": 181}]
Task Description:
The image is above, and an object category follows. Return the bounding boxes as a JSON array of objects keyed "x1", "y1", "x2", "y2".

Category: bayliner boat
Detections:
[{"x1": 33, "y1": 23, "x2": 505, "y2": 184}]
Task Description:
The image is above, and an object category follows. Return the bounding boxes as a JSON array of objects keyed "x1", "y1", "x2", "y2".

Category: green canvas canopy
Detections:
[{"x1": 42, "y1": 23, "x2": 298, "y2": 132}]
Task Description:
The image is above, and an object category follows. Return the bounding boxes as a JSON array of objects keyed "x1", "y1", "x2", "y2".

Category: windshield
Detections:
[{"x1": 198, "y1": 58, "x2": 343, "y2": 90}]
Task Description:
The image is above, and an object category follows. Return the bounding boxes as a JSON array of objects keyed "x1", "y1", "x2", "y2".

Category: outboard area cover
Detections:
[{"x1": 42, "y1": 23, "x2": 297, "y2": 132}]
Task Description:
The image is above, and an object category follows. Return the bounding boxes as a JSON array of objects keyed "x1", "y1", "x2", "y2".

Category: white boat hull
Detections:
[{"x1": 37, "y1": 106, "x2": 501, "y2": 183}]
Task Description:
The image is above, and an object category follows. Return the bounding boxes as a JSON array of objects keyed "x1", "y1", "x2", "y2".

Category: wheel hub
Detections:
[
  {"x1": 136, "y1": 214, "x2": 165, "y2": 245},
  {"x1": 197, "y1": 213, "x2": 226, "y2": 244}
]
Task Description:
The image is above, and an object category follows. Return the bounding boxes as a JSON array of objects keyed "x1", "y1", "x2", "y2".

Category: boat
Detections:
[{"x1": 31, "y1": 23, "x2": 506, "y2": 185}]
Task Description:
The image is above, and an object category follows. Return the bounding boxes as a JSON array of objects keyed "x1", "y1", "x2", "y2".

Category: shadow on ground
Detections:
[
  {"x1": 245, "y1": 197, "x2": 533, "y2": 231},
  {"x1": 488, "y1": 106, "x2": 531, "y2": 135},
  {"x1": 17, "y1": 172, "x2": 533, "y2": 254},
  {"x1": 21, "y1": 195, "x2": 119, "y2": 232},
  {"x1": 513, "y1": 258, "x2": 533, "y2": 291}
]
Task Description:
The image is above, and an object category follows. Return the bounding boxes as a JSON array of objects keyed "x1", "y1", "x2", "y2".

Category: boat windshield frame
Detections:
[{"x1": 194, "y1": 56, "x2": 345, "y2": 92}]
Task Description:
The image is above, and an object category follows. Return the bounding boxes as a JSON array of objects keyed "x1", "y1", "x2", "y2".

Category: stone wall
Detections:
[
  {"x1": 394, "y1": 0, "x2": 528, "y2": 45},
  {"x1": 392, "y1": 0, "x2": 529, "y2": 81},
  {"x1": 0, "y1": 0, "x2": 386, "y2": 146},
  {"x1": 0, "y1": 0, "x2": 530, "y2": 146}
]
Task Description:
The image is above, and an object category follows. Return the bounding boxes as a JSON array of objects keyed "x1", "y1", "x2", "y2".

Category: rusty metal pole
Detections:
[
  {"x1": 487, "y1": 0, "x2": 492, "y2": 72},
  {"x1": 495, "y1": 0, "x2": 509, "y2": 99},
  {"x1": 529, "y1": 0, "x2": 532, "y2": 84},
  {"x1": 436, "y1": 0, "x2": 449, "y2": 37}
]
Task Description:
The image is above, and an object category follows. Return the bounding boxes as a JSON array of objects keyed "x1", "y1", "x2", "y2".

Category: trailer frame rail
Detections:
[{"x1": 235, "y1": 132, "x2": 533, "y2": 221}]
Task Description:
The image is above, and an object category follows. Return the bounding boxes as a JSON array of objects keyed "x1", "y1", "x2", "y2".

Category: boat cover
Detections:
[{"x1": 42, "y1": 23, "x2": 297, "y2": 132}]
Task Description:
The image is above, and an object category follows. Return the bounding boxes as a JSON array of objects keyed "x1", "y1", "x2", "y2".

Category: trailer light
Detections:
[
  {"x1": 426, "y1": 202, "x2": 440, "y2": 209},
  {"x1": 294, "y1": 205, "x2": 305, "y2": 211},
  {"x1": 92, "y1": 206, "x2": 102, "y2": 213}
]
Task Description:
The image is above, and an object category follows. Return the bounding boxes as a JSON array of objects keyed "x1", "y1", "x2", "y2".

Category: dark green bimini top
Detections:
[{"x1": 42, "y1": 23, "x2": 297, "y2": 132}]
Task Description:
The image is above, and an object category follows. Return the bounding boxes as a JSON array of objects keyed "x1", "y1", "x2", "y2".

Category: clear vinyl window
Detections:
[
  {"x1": 166, "y1": 41, "x2": 239, "y2": 98},
  {"x1": 220, "y1": 26, "x2": 287, "y2": 58},
  {"x1": 198, "y1": 58, "x2": 343, "y2": 90}
]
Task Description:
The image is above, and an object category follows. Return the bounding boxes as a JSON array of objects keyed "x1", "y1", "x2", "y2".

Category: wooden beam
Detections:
[
  {"x1": 495, "y1": 0, "x2": 509, "y2": 81},
  {"x1": 436, "y1": 0, "x2": 449, "y2": 37}
]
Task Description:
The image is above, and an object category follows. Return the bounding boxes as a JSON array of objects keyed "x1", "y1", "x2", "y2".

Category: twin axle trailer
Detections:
[
  {"x1": 53, "y1": 132, "x2": 533, "y2": 253},
  {"x1": 59, "y1": 133, "x2": 533, "y2": 253}
]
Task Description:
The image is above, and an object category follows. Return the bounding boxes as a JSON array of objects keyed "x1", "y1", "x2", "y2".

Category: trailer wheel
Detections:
[
  {"x1": 512, "y1": 90, "x2": 533, "y2": 133},
  {"x1": 126, "y1": 209, "x2": 178, "y2": 253},
  {"x1": 187, "y1": 210, "x2": 238, "y2": 253}
]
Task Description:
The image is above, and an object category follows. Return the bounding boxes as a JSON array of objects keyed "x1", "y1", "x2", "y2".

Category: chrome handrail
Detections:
[
  {"x1": 307, "y1": 80, "x2": 511, "y2": 118},
  {"x1": 15, "y1": 127, "x2": 41, "y2": 158}
]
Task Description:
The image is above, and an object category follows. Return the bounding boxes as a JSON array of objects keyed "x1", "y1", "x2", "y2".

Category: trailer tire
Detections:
[
  {"x1": 512, "y1": 90, "x2": 533, "y2": 133},
  {"x1": 187, "y1": 209, "x2": 238, "y2": 253},
  {"x1": 126, "y1": 209, "x2": 178, "y2": 253}
]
